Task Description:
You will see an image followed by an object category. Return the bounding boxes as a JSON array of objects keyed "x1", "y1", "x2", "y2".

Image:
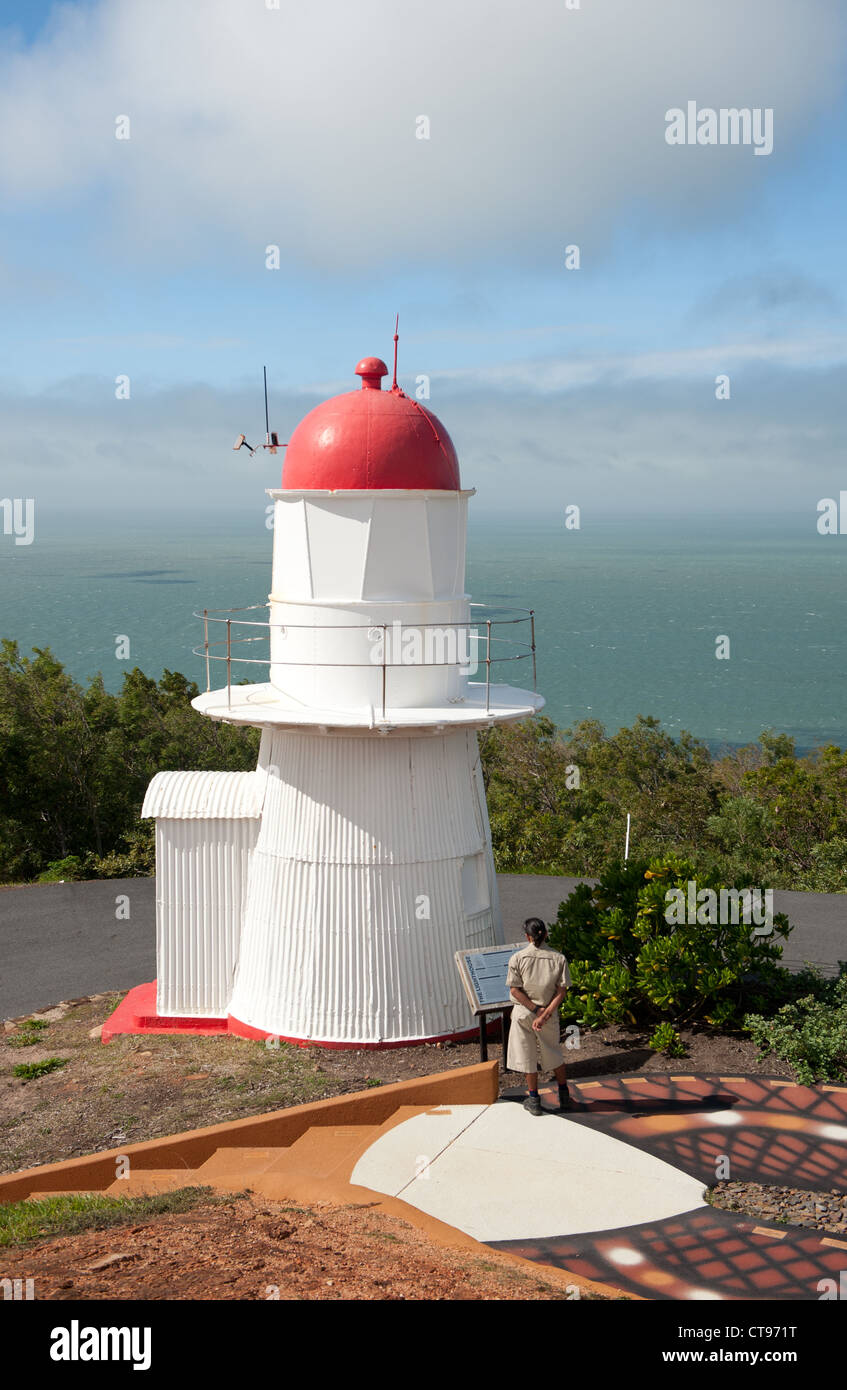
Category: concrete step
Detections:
[
  {"x1": 252, "y1": 1106, "x2": 460, "y2": 1202},
  {"x1": 193, "y1": 1146, "x2": 283, "y2": 1179},
  {"x1": 261, "y1": 1126, "x2": 378, "y2": 1180},
  {"x1": 191, "y1": 1145, "x2": 288, "y2": 1191},
  {"x1": 103, "y1": 1170, "x2": 199, "y2": 1197}
]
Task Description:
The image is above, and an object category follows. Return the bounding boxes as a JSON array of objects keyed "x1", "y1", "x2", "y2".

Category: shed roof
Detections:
[{"x1": 141, "y1": 770, "x2": 264, "y2": 820}]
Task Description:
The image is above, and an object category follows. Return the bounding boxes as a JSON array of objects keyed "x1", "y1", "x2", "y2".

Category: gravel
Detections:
[{"x1": 710, "y1": 1180, "x2": 847, "y2": 1236}]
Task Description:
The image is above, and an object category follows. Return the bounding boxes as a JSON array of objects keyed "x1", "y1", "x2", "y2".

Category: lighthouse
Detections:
[{"x1": 138, "y1": 353, "x2": 544, "y2": 1047}]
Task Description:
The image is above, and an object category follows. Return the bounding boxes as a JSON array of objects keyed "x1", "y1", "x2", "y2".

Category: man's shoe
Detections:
[
  {"x1": 523, "y1": 1093, "x2": 543, "y2": 1117},
  {"x1": 556, "y1": 1088, "x2": 575, "y2": 1113}
]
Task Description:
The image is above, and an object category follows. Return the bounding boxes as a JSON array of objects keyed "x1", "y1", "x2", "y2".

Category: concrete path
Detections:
[
  {"x1": 353, "y1": 1073, "x2": 847, "y2": 1300},
  {"x1": 351, "y1": 1101, "x2": 706, "y2": 1242},
  {"x1": 1, "y1": 872, "x2": 843, "y2": 1019}
]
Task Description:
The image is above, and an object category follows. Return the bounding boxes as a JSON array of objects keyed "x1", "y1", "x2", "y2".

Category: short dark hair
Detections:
[{"x1": 524, "y1": 917, "x2": 548, "y2": 946}]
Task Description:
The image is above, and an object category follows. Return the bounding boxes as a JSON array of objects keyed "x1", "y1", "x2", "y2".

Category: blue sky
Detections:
[{"x1": 1, "y1": 0, "x2": 847, "y2": 517}]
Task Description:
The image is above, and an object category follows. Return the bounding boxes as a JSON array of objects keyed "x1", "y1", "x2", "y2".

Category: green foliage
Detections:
[
  {"x1": 12, "y1": 1058, "x2": 69, "y2": 1081},
  {"x1": 648, "y1": 1021, "x2": 687, "y2": 1056},
  {"x1": 37, "y1": 855, "x2": 85, "y2": 882},
  {"x1": 4, "y1": 640, "x2": 847, "y2": 898},
  {"x1": 480, "y1": 715, "x2": 718, "y2": 877},
  {"x1": 0, "y1": 641, "x2": 259, "y2": 883},
  {"x1": 86, "y1": 822, "x2": 156, "y2": 879},
  {"x1": 547, "y1": 855, "x2": 794, "y2": 1031},
  {"x1": 479, "y1": 715, "x2": 847, "y2": 892},
  {"x1": 744, "y1": 969, "x2": 847, "y2": 1084}
]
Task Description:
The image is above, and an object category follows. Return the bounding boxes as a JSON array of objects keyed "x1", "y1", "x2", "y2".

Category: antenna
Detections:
[
  {"x1": 233, "y1": 367, "x2": 284, "y2": 458},
  {"x1": 392, "y1": 313, "x2": 399, "y2": 390}
]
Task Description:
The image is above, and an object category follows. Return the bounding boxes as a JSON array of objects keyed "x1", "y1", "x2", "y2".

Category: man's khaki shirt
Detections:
[{"x1": 505, "y1": 943, "x2": 572, "y2": 1009}]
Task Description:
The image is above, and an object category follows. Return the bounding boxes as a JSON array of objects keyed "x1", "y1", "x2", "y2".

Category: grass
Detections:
[
  {"x1": 12, "y1": 1058, "x2": 69, "y2": 1081},
  {"x1": 7, "y1": 1019, "x2": 51, "y2": 1048},
  {"x1": 0, "y1": 1187, "x2": 228, "y2": 1247}
]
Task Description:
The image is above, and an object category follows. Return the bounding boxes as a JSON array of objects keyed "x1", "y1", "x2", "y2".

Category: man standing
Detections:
[{"x1": 506, "y1": 917, "x2": 573, "y2": 1115}]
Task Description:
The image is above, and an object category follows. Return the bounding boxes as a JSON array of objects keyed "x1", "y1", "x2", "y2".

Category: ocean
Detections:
[{"x1": 2, "y1": 507, "x2": 846, "y2": 753}]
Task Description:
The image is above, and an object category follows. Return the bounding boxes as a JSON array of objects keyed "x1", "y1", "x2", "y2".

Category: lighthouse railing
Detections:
[{"x1": 193, "y1": 603, "x2": 537, "y2": 718}]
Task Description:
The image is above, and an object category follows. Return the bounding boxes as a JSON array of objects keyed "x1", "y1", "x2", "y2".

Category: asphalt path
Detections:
[
  {"x1": 497, "y1": 875, "x2": 847, "y2": 977},
  {"x1": 1, "y1": 874, "x2": 845, "y2": 1019}
]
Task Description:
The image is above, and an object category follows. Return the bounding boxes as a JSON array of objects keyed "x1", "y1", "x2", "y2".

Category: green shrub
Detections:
[
  {"x1": 36, "y1": 856, "x2": 84, "y2": 882},
  {"x1": 85, "y1": 822, "x2": 155, "y2": 879},
  {"x1": 648, "y1": 1021, "x2": 687, "y2": 1056},
  {"x1": 744, "y1": 970, "x2": 847, "y2": 1084},
  {"x1": 548, "y1": 855, "x2": 793, "y2": 1031}
]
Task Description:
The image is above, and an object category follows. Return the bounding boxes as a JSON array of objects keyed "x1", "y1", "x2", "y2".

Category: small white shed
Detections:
[{"x1": 141, "y1": 770, "x2": 265, "y2": 1018}]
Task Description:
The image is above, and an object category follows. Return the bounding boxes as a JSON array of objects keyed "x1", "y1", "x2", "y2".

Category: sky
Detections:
[{"x1": 1, "y1": 0, "x2": 847, "y2": 519}]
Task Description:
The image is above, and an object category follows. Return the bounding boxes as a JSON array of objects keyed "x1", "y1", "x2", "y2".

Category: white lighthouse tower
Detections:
[{"x1": 139, "y1": 353, "x2": 544, "y2": 1047}]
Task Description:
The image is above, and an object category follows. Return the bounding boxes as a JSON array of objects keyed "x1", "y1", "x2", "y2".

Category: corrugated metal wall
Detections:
[
  {"x1": 228, "y1": 727, "x2": 502, "y2": 1043},
  {"x1": 155, "y1": 817, "x2": 259, "y2": 1018}
]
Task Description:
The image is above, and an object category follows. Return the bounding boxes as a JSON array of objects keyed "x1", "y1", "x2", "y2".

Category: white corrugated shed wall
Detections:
[
  {"x1": 228, "y1": 728, "x2": 501, "y2": 1043},
  {"x1": 155, "y1": 818, "x2": 260, "y2": 1017},
  {"x1": 143, "y1": 771, "x2": 264, "y2": 1018}
]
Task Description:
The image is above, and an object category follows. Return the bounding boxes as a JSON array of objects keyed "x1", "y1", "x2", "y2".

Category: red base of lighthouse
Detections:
[{"x1": 101, "y1": 981, "x2": 491, "y2": 1050}]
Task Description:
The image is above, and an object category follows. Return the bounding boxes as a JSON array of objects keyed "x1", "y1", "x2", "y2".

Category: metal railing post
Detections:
[
  {"x1": 485, "y1": 619, "x2": 492, "y2": 714},
  {"x1": 203, "y1": 609, "x2": 210, "y2": 692},
  {"x1": 226, "y1": 618, "x2": 232, "y2": 709},
  {"x1": 381, "y1": 623, "x2": 388, "y2": 722},
  {"x1": 530, "y1": 609, "x2": 537, "y2": 691}
]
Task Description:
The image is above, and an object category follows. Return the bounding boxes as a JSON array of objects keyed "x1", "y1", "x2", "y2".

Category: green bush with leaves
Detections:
[
  {"x1": 744, "y1": 969, "x2": 847, "y2": 1084},
  {"x1": 648, "y1": 1021, "x2": 687, "y2": 1056},
  {"x1": 547, "y1": 855, "x2": 794, "y2": 1031},
  {"x1": 36, "y1": 855, "x2": 86, "y2": 883}
]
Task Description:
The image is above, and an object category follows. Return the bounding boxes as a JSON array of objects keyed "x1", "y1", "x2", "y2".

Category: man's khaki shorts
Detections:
[{"x1": 507, "y1": 1005, "x2": 565, "y2": 1073}]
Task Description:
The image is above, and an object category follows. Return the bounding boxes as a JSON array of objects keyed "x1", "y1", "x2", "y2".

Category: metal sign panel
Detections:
[{"x1": 454, "y1": 942, "x2": 524, "y2": 1016}]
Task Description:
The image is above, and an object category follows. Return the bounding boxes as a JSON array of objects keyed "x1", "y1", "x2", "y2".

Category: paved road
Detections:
[
  {"x1": 0, "y1": 878, "x2": 156, "y2": 1018},
  {"x1": 497, "y1": 874, "x2": 847, "y2": 976},
  {"x1": 1, "y1": 874, "x2": 844, "y2": 1019}
]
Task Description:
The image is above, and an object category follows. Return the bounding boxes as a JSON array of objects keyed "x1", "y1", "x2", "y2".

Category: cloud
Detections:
[
  {"x1": 435, "y1": 334, "x2": 847, "y2": 391},
  {"x1": 693, "y1": 270, "x2": 842, "y2": 322},
  {"x1": 0, "y1": 0, "x2": 844, "y2": 270},
  {"x1": 3, "y1": 350, "x2": 846, "y2": 521}
]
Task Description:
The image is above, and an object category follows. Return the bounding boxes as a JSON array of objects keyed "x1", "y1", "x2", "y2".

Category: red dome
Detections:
[{"x1": 281, "y1": 358, "x2": 460, "y2": 491}]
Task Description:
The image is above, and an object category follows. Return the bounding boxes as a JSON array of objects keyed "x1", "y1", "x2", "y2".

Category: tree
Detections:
[{"x1": 0, "y1": 644, "x2": 259, "y2": 882}]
